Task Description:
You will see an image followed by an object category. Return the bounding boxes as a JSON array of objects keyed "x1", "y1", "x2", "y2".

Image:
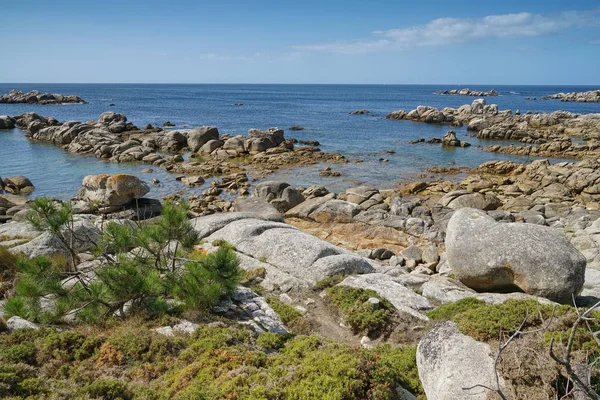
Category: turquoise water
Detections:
[{"x1": 0, "y1": 84, "x2": 596, "y2": 198}]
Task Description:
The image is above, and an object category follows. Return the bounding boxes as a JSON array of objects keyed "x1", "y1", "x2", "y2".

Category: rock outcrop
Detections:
[
  {"x1": 387, "y1": 98, "x2": 600, "y2": 152},
  {"x1": 0, "y1": 89, "x2": 86, "y2": 104},
  {"x1": 191, "y1": 212, "x2": 376, "y2": 287},
  {"x1": 542, "y1": 89, "x2": 600, "y2": 102},
  {"x1": 187, "y1": 126, "x2": 219, "y2": 152},
  {"x1": 417, "y1": 321, "x2": 502, "y2": 400},
  {"x1": 445, "y1": 208, "x2": 586, "y2": 303},
  {"x1": 0, "y1": 115, "x2": 15, "y2": 129},
  {"x1": 436, "y1": 88, "x2": 498, "y2": 97},
  {"x1": 441, "y1": 130, "x2": 470, "y2": 147},
  {"x1": 3, "y1": 175, "x2": 35, "y2": 194},
  {"x1": 76, "y1": 174, "x2": 150, "y2": 208}
]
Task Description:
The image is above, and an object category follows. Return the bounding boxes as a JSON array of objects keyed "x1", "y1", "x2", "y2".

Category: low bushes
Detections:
[
  {"x1": 0, "y1": 321, "x2": 424, "y2": 399},
  {"x1": 326, "y1": 286, "x2": 394, "y2": 336}
]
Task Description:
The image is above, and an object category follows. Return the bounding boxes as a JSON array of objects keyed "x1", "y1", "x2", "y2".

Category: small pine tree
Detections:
[{"x1": 5, "y1": 198, "x2": 241, "y2": 324}]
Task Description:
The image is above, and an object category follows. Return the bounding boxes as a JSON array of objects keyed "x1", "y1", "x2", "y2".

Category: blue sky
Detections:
[{"x1": 1, "y1": 0, "x2": 599, "y2": 84}]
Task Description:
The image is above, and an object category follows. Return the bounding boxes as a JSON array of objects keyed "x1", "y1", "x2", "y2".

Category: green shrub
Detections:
[
  {"x1": 256, "y1": 332, "x2": 294, "y2": 350},
  {"x1": 37, "y1": 330, "x2": 87, "y2": 363},
  {"x1": 0, "y1": 322, "x2": 426, "y2": 399},
  {"x1": 543, "y1": 309, "x2": 600, "y2": 353},
  {"x1": 364, "y1": 345, "x2": 423, "y2": 397},
  {"x1": 0, "y1": 363, "x2": 37, "y2": 398},
  {"x1": 427, "y1": 297, "x2": 486, "y2": 320},
  {"x1": 84, "y1": 379, "x2": 132, "y2": 400},
  {"x1": 314, "y1": 274, "x2": 347, "y2": 290},
  {"x1": 454, "y1": 299, "x2": 567, "y2": 341},
  {"x1": 75, "y1": 336, "x2": 103, "y2": 360},
  {"x1": 0, "y1": 342, "x2": 36, "y2": 364},
  {"x1": 18, "y1": 377, "x2": 46, "y2": 397},
  {"x1": 266, "y1": 296, "x2": 302, "y2": 325},
  {"x1": 326, "y1": 286, "x2": 394, "y2": 336},
  {"x1": 430, "y1": 298, "x2": 574, "y2": 343}
]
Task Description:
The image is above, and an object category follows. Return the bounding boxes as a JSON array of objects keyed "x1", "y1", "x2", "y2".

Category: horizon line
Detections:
[{"x1": 1, "y1": 82, "x2": 599, "y2": 87}]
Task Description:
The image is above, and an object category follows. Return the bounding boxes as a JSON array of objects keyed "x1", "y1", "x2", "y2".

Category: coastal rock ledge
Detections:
[{"x1": 0, "y1": 89, "x2": 87, "y2": 104}]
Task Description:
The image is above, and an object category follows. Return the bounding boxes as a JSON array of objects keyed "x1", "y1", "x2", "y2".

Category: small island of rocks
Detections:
[
  {"x1": 435, "y1": 88, "x2": 498, "y2": 97},
  {"x1": 0, "y1": 89, "x2": 87, "y2": 104},
  {"x1": 542, "y1": 89, "x2": 600, "y2": 102}
]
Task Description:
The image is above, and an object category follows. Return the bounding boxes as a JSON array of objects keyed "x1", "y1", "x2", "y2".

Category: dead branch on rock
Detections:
[
  {"x1": 463, "y1": 302, "x2": 558, "y2": 399},
  {"x1": 549, "y1": 298, "x2": 600, "y2": 400}
]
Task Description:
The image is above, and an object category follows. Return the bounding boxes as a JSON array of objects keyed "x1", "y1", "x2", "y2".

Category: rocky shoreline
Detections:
[
  {"x1": 435, "y1": 88, "x2": 498, "y2": 97},
  {"x1": 387, "y1": 97, "x2": 600, "y2": 161},
  {"x1": 542, "y1": 89, "x2": 600, "y2": 102},
  {"x1": 2, "y1": 97, "x2": 600, "y2": 398},
  {"x1": 1, "y1": 167, "x2": 599, "y2": 397},
  {"x1": 0, "y1": 89, "x2": 87, "y2": 104},
  {"x1": 2, "y1": 111, "x2": 346, "y2": 190}
]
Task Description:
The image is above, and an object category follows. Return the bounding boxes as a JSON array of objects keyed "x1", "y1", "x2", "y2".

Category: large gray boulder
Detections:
[
  {"x1": 446, "y1": 208, "x2": 586, "y2": 303},
  {"x1": 10, "y1": 232, "x2": 69, "y2": 259},
  {"x1": 198, "y1": 215, "x2": 374, "y2": 284},
  {"x1": 254, "y1": 181, "x2": 305, "y2": 213},
  {"x1": 188, "y1": 126, "x2": 219, "y2": 152},
  {"x1": 0, "y1": 221, "x2": 40, "y2": 239},
  {"x1": 254, "y1": 181, "x2": 291, "y2": 202},
  {"x1": 3, "y1": 176, "x2": 35, "y2": 194},
  {"x1": 76, "y1": 174, "x2": 150, "y2": 207},
  {"x1": 417, "y1": 321, "x2": 502, "y2": 399},
  {"x1": 439, "y1": 190, "x2": 501, "y2": 211},
  {"x1": 156, "y1": 130, "x2": 187, "y2": 152},
  {"x1": 233, "y1": 197, "x2": 283, "y2": 221},
  {"x1": 311, "y1": 254, "x2": 376, "y2": 282}
]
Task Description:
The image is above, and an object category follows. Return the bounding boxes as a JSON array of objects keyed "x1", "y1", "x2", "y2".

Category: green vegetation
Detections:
[
  {"x1": 4, "y1": 199, "x2": 242, "y2": 325},
  {"x1": 426, "y1": 297, "x2": 487, "y2": 321},
  {"x1": 427, "y1": 298, "x2": 599, "y2": 355},
  {"x1": 326, "y1": 286, "x2": 394, "y2": 336},
  {"x1": 240, "y1": 267, "x2": 266, "y2": 286},
  {"x1": 428, "y1": 298, "x2": 571, "y2": 341},
  {"x1": 315, "y1": 274, "x2": 348, "y2": 290},
  {"x1": 266, "y1": 296, "x2": 302, "y2": 325},
  {"x1": 256, "y1": 331, "x2": 294, "y2": 350},
  {"x1": 0, "y1": 320, "x2": 424, "y2": 399},
  {"x1": 266, "y1": 296, "x2": 311, "y2": 334}
]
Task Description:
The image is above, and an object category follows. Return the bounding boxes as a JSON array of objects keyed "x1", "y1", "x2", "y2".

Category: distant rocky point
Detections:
[
  {"x1": 0, "y1": 89, "x2": 87, "y2": 104},
  {"x1": 436, "y1": 88, "x2": 498, "y2": 97},
  {"x1": 542, "y1": 89, "x2": 600, "y2": 102}
]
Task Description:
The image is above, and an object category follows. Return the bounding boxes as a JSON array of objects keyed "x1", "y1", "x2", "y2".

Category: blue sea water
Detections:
[{"x1": 0, "y1": 84, "x2": 598, "y2": 199}]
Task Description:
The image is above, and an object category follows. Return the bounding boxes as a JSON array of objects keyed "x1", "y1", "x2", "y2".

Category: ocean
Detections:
[{"x1": 0, "y1": 83, "x2": 598, "y2": 199}]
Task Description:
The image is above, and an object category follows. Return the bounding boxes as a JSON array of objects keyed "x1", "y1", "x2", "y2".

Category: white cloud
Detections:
[{"x1": 296, "y1": 9, "x2": 600, "y2": 54}]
